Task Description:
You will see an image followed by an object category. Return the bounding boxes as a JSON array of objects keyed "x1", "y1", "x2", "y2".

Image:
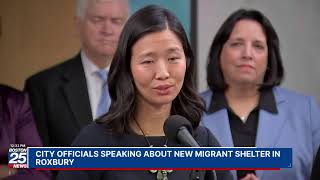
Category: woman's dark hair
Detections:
[
  {"x1": 207, "y1": 9, "x2": 284, "y2": 91},
  {"x1": 97, "y1": 5, "x2": 204, "y2": 133}
]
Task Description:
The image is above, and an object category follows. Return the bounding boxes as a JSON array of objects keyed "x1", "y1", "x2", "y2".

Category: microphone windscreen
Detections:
[{"x1": 163, "y1": 115, "x2": 193, "y2": 141}]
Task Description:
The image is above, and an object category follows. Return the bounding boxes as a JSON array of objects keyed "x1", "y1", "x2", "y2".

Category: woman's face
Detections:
[
  {"x1": 131, "y1": 29, "x2": 186, "y2": 107},
  {"x1": 220, "y1": 19, "x2": 268, "y2": 87}
]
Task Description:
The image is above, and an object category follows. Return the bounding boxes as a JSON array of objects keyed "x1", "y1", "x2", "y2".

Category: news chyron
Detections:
[{"x1": 8, "y1": 144, "x2": 28, "y2": 168}]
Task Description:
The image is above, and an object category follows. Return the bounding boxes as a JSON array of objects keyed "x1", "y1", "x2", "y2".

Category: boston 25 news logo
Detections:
[{"x1": 8, "y1": 144, "x2": 28, "y2": 168}]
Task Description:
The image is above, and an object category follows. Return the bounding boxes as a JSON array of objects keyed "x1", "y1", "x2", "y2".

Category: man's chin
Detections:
[{"x1": 98, "y1": 49, "x2": 115, "y2": 57}]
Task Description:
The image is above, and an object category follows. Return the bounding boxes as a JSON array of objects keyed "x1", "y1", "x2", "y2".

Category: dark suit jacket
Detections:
[
  {"x1": 25, "y1": 54, "x2": 93, "y2": 147},
  {"x1": 0, "y1": 84, "x2": 51, "y2": 179},
  {"x1": 311, "y1": 146, "x2": 320, "y2": 180}
]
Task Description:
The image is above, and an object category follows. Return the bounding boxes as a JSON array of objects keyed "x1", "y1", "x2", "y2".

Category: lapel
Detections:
[
  {"x1": 255, "y1": 88, "x2": 286, "y2": 147},
  {"x1": 204, "y1": 88, "x2": 287, "y2": 179},
  {"x1": 255, "y1": 88, "x2": 286, "y2": 178},
  {"x1": 202, "y1": 109, "x2": 238, "y2": 179},
  {"x1": 203, "y1": 109, "x2": 234, "y2": 147},
  {"x1": 61, "y1": 55, "x2": 93, "y2": 128}
]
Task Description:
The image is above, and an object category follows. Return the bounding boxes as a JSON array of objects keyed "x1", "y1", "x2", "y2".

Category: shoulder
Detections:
[
  {"x1": 274, "y1": 87, "x2": 319, "y2": 107},
  {"x1": 194, "y1": 126, "x2": 221, "y2": 147},
  {"x1": 71, "y1": 122, "x2": 112, "y2": 147},
  {"x1": 0, "y1": 85, "x2": 32, "y2": 125},
  {"x1": 0, "y1": 84, "x2": 23, "y2": 96},
  {"x1": 0, "y1": 84, "x2": 26, "y2": 104},
  {"x1": 26, "y1": 54, "x2": 81, "y2": 86},
  {"x1": 274, "y1": 87, "x2": 311, "y2": 100}
]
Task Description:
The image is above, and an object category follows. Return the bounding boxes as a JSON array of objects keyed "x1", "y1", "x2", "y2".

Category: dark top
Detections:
[
  {"x1": 208, "y1": 89, "x2": 277, "y2": 179},
  {"x1": 25, "y1": 53, "x2": 93, "y2": 147},
  {"x1": 311, "y1": 146, "x2": 320, "y2": 180},
  {"x1": 57, "y1": 122, "x2": 232, "y2": 180},
  {"x1": 0, "y1": 84, "x2": 51, "y2": 180}
]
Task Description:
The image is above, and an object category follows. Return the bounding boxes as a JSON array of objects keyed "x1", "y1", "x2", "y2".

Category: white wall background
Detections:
[{"x1": 197, "y1": 0, "x2": 320, "y2": 101}]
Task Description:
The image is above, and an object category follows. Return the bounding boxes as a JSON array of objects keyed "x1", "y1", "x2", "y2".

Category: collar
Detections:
[
  {"x1": 208, "y1": 88, "x2": 278, "y2": 114},
  {"x1": 81, "y1": 50, "x2": 110, "y2": 76}
]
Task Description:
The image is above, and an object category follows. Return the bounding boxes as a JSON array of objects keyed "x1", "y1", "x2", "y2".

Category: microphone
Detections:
[
  {"x1": 163, "y1": 115, "x2": 199, "y2": 147},
  {"x1": 164, "y1": 115, "x2": 218, "y2": 180}
]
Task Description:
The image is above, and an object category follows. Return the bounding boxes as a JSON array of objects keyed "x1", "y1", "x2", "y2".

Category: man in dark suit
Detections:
[{"x1": 25, "y1": 0, "x2": 129, "y2": 147}]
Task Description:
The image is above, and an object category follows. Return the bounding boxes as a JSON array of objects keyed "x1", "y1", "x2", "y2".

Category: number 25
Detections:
[{"x1": 9, "y1": 153, "x2": 27, "y2": 164}]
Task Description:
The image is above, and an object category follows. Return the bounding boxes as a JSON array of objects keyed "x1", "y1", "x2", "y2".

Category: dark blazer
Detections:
[
  {"x1": 311, "y1": 146, "x2": 320, "y2": 180},
  {"x1": 25, "y1": 54, "x2": 93, "y2": 147},
  {"x1": 0, "y1": 84, "x2": 51, "y2": 179}
]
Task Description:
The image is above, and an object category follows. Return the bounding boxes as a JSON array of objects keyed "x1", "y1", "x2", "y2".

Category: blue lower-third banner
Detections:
[{"x1": 9, "y1": 147, "x2": 292, "y2": 169}]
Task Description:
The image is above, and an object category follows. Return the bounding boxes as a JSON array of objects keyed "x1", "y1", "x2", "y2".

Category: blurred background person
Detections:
[
  {"x1": 0, "y1": 84, "x2": 51, "y2": 179},
  {"x1": 25, "y1": 0, "x2": 129, "y2": 147},
  {"x1": 57, "y1": 5, "x2": 232, "y2": 180},
  {"x1": 200, "y1": 9, "x2": 320, "y2": 180}
]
